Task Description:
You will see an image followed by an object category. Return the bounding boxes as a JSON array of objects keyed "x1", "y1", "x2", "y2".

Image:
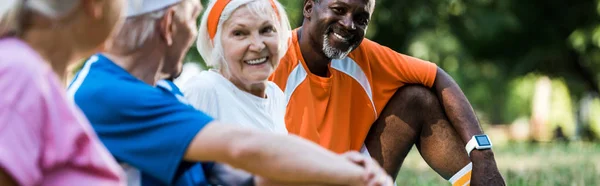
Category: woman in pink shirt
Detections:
[{"x1": 0, "y1": 0, "x2": 127, "y2": 185}]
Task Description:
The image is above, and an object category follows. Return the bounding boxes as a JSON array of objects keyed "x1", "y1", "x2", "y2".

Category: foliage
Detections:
[
  {"x1": 590, "y1": 97, "x2": 600, "y2": 138},
  {"x1": 549, "y1": 78, "x2": 576, "y2": 139},
  {"x1": 503, "y1": 73, "x2": 538, "y2": 124}
]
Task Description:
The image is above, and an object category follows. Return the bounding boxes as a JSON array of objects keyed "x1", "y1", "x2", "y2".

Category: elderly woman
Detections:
[
  {"x1": 181, "y1": 0, "x2": 392, "y2": 185},
  {"x1": 182, "y1": 0, "x2": 291, "y2": 135},
  {"x1": 0, "y1": 0, "x2": 126, "y2": 185}
]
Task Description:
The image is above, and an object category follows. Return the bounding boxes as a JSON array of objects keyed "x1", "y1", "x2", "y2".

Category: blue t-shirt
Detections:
[
  {"x1": 156, "y1": 79, "x2": 216, "y2": 185},
  {"x1": 156, "y1": 79, "x2": 189, "y2": 105},
  {"x1": 68, "y1": 54, "x2": 213, "y2": 185}
]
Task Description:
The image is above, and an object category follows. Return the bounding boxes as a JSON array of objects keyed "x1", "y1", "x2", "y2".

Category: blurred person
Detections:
[
  {"x1": 268, "y1": 0, "x2": 506, "y2": 185},
  {"x1": 180, "y1": 0, "x2": 392, "y2": 185},
  {"x1": 0, "y1": 0, "x2": 127, "y2": 185},
  {"x1": 68, "y1": 0, "x2": 391, "y2": 185}
]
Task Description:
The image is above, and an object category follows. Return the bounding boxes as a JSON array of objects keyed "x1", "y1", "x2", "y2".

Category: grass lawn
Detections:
[{"x1": 395, "y1": 142, "x2": 600, "y2": 186}]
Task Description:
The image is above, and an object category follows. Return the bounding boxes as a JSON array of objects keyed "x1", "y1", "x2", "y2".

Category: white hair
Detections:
[
  {"x1": 113, "y1": 0, "x2": 194, "y2": 51},
  {"x1": 197, "y1": 0, "x2": 292, "y2": 77},
  {"x1": 113, "y1": 9, "x2": 166, "y2": 51},
  {"x1": 0, "y1": 0, "x2": 80, "y2": 36}
]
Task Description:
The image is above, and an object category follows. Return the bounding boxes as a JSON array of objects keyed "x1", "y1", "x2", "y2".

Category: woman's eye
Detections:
[
  {"x1": 232, "y1": 30, "x2": 244, "y2": 36},
  {"x1": 262, "y1": 26, "x2": 276, "y2": 34}
]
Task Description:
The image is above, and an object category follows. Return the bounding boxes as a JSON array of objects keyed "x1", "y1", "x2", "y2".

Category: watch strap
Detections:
[{"x1": 465, "y1": 136, "x2": 478, "y2": 156}]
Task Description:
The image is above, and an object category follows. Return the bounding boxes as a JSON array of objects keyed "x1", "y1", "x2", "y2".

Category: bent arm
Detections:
[
  {"x1": 433, "y1": 67, "x2": 485, "y2": 142},
  {"x1": 184, "y1": 122, "x2": 365, "y2": 185}
]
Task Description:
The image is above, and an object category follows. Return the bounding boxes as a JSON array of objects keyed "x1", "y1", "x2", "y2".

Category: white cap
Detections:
[{"x1": 127, "y1": 0, "x2": 182, "y2": 17}]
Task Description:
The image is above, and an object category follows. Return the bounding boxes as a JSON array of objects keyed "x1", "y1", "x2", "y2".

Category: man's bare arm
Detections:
[
  {"x1": 432, "y1": 67, "x2": 505, "y2": 185},
  {"x1": 432, "y1": 67, "x2": 484, "y2": 143},
  {"x1": 183, "y1": 122, "x2": 366, "y2": 185}
]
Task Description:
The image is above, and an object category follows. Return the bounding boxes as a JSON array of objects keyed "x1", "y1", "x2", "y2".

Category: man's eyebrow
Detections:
[{"x1": 329, "y1": 1, "x2": 349, "y2": 7}]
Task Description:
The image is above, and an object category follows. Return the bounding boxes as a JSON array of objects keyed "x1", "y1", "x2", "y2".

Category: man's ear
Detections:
[
  {"x1": 303, "y1": 0, "x2": 315, "y2": 21},
  {"x1": 159, "y1": 8, "x2": 176, "y2": 46}
]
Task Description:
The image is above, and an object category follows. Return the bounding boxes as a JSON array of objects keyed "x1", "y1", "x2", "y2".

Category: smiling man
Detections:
[{"x1": 269, "y1": 0, "x2": 506, "y2": 185}]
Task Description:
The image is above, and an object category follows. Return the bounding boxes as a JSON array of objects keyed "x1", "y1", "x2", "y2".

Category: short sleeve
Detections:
[
  {"x1": 0, "y1": 57, "x2": 44, "y2": 185},
  {"x1": 180, "y1": 73, "x2": 221, "y2": 118},
  {"x1": 0, "y1": 108, "x2": 42, "y2": 186},
  {"x1": 0, "y1": 56, "x2": 123, "y2": 186},
  {"x1": 358, "y1": 39, "x2": 438, "y2": 88},
  {"x1": 74, "y1": 83, "x2": 214, "y2": 184}
]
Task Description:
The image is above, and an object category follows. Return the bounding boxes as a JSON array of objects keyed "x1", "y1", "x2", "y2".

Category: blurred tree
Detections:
[{"x1": 367, "y1": 0, "x2": 600, "y2": 124}]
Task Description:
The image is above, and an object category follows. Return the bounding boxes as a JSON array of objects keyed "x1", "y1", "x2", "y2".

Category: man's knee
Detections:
[
  {"x1": 373, "y1": 85, "x2": 441, "y2": 134},
  {"x1": 388, "y1": 84, "x2": 440, "y2": 113}
]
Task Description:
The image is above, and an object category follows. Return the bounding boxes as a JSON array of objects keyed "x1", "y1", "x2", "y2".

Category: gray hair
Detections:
[
  {"x1": 0, "y1": 0, "x2": 80, "y2": 36},
  {"x1": 197, "y1": 0, "x2": 292, "y2": 78},
  {"x1": 112, "y1": 9, "x2": 166, "y2": 51},
  {"x1": 112, "y1": 0, "x2": 193, "y2": 51}
]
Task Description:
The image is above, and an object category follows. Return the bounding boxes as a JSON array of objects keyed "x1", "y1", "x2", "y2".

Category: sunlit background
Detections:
[{"x1": 175, "y1": 0, "x2": 600, "y2": 185}]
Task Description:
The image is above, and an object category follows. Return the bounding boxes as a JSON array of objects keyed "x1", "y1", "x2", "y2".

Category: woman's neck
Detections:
[
  {"x1": 219, "y1": 70, "x2": 268, "y2": 98},
  {"x1": 22, "y1": 28, "x2": 77, "y2": 84}
]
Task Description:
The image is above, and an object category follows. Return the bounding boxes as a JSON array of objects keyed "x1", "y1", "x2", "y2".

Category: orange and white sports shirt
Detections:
[{"x1": 269, "y1": 30, "x2": 438, "y2": 153}]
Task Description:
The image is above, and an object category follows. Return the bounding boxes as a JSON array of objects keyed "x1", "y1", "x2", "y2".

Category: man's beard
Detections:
[{"x1": 322, "y1": 33, "x2": 354, "y2": 59}]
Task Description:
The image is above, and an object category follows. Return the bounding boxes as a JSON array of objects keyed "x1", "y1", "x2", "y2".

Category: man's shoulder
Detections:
[
  {"x1": 75, "y1": 75, "x2": 162, "y2": 109},
  {"x1": 280, "y1": 45, "x2": 302, "y2": 67},
  {"x1": 351, "y1": 38, "x2": 388, "y2": 57},
  {"x1": 349, "y1": 38, "x2": 419, "y2": 65},
  {"x1": 279, "y1": 29, "x2": 303, "y2": 70}
]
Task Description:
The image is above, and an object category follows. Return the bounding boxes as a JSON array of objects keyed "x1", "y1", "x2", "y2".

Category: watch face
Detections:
[{"x1": 476, "y1": 135, "x2": 491, "y2": 146}]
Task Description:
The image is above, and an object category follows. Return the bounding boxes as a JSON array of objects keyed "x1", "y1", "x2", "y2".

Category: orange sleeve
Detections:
[{"x1": 358, "y1": 39, "x2": 437, "y2": 88}]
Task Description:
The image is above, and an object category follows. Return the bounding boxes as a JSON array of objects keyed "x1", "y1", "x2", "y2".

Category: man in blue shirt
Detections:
[{"x1": 68, "y1": 0, "x2": 392, "y2": 186}]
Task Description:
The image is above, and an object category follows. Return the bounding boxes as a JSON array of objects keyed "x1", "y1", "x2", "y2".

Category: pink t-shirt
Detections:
[{"x1": 0, "y1": 37, "x2": 125, "y2": 185}]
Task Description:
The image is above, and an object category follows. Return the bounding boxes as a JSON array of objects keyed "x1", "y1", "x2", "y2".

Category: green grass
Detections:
[{"x1": 395, "y1": 142, "x2": 600, "y2": 186}]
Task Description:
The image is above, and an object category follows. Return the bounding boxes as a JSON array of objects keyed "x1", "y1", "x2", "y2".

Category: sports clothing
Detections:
[
  {"x1": 450, "y1": 163, "x2": 472, "y2": 186},
  {"x1": 0, "y1": 38, "x2": 124, "y2": 186},
  {"x1": 269, "y1": 29, "x2": 438, "y2": 153},
  {"x1": 68, "y1": 54, "x2": 213, "y2": 185},
  {"x1": 181, "y1": 70, "x2": 287, "y2": 134}
]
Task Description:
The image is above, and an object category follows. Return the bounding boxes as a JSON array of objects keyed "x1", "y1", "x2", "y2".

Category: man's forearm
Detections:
[
  {"x1": 433, "y1": 67, "x2": 485, "y2": 143},
  {"x1": 185, "y1": 123, "x2": 365, "y2": 185},
  {"x1": 227, "y1": 132, "x2": 365, "y2": 184}
]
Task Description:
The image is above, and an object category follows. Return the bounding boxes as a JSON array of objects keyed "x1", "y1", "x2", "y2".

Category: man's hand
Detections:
[
  {"x1": 341, "y1": 151, "x2": 394, "y2": 186},
  {"x1": 470, "y1": 150, "x2": 506, "y2": 186}
]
